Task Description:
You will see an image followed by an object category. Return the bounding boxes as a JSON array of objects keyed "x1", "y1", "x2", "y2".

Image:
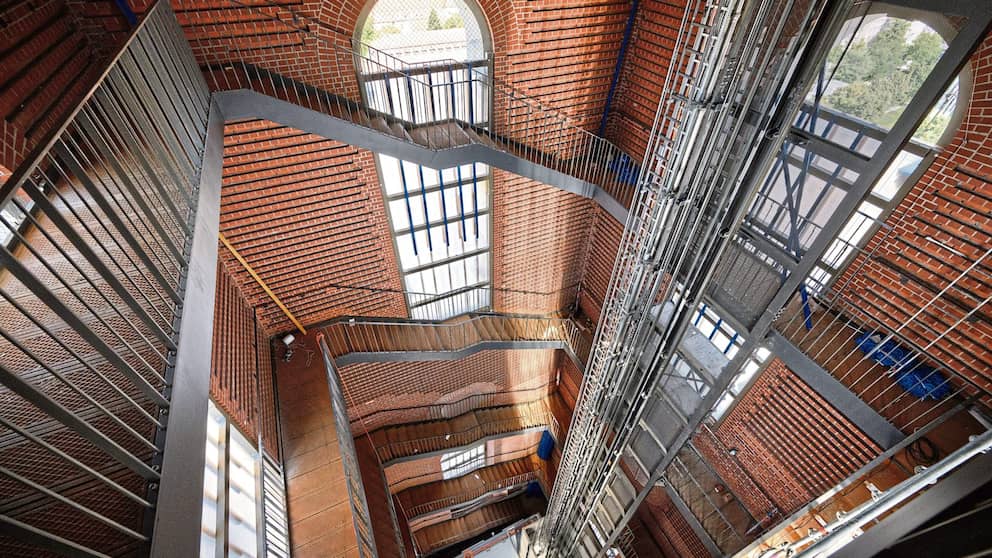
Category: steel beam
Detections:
[
  {"x1": 768, "y1": 331, "x2": 905, "y2": 449},
  {"x1": 149, "y1": 98, "x2": 225, "y2": 558}
]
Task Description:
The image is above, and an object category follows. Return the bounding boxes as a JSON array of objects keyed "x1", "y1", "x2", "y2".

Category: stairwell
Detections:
[
  {"x1": 369, "y1": 399, "x2": 559, "y2": 464},
  {"x1": 397, "y1": 455, "x2": 545, "y2": 520},
  {"x1": 412, "y1": 495, "x2": 542, "y2": 556},
  {"x1": 202, "y1": 26, "x2": 637, "y2": 218}
]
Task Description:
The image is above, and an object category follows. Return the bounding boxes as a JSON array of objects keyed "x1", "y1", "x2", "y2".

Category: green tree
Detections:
[
  {"x1": 915, "y1": 112, "x2": 949, "y2": 144},
  {"x1": 361, "y1": 15, "x2": 377, "y2": 45},
  {"x1": 823, "y1": 19, "x2": 947, "y2": 133},
  {"x1": 827, "y1": 81, "x2": 892, "y2": 122},
  {"x1": 905, "y1": 31, "x2": 944, "y2": 88},
  {"x1": 427, "y1": 8, "x2": 442, "y2": 30},
  {"x1": 444, "y1": 13, "x2": 464, "y2": 29},
  {"x1": 863, "y1": 20, "x2": 910, "y2": 80}
]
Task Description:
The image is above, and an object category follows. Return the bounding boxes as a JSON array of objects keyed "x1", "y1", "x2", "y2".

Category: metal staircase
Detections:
[{"x1": 189, "y1": 2, "x2": 639, "y2": 214}]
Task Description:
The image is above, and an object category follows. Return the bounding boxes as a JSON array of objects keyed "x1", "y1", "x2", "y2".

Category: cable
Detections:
[{"x1": 906, "y1": 436, "x2": 939, "y2": 466}]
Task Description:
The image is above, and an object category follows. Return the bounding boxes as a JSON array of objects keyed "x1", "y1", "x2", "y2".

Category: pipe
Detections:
[
  {"x1": 218, "y1": 232, "x2": 307, "y2": 335},
  {"x1": 598, "y1": 0, "x2": 640, "y2": 137}
]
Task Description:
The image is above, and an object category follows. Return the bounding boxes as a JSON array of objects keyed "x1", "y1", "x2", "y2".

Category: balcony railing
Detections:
[
  {"x1": 406, "y1": 470, "x2": 539, "y2": 518},
  {"x1": 322, "y1": 311, "x2": 591, "y2": 362},
  {"x1": 373, "y1": 406, "x2": 559, "y2": 464},
  {"x1": 0, "y1": 3, "x2": 209, "y2": 556},
  {"x1": 188, "y1": 0, "x2": 640, "y2": 207}
]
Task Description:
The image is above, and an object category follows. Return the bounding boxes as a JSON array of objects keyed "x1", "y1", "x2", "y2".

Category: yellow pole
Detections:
[{"x1": 218, "y1": 232, "x2": 307, "y2": 335}]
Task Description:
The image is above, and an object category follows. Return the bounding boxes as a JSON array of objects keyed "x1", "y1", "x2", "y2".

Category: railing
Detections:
[
  {"x1": 0, "y1": 3, "x2": 208, "y2": 556},
  {"x1": 406, "y1": 470, "x2": 539, "y2": 518},
  {"x1": 422, "y1": 505, "x2": 524, "y2": 554},
  {"x1": 388, "y1": 444, "x2": 547, "y2": 494},
  {"x1": 461, "y1": 514, "x2": 542, "y2": 558},
  {"x1": 350, "y1": 383, "x2": 555, "y2": 435},
  {"x1": 736, "y1": 414, "x2": 991, "y2": 557},
  {"x1": 375, "y1": 408, "x2": 557, "y2": 463},
  {"x1": 322, "y1": 312, "x2": 591, "y2": 362},
  {"x1": 316, "y1": 335, "x2": 378, "y2": 558},
  {"x1": 187, "y1": 0, "x2": 640, "y2": 207}
]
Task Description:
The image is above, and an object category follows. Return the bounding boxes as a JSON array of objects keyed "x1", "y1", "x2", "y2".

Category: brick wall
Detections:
[
  {"x1": 491, "y1": 171, "x2": 595, "y2": 314},
  {"x1": 339, "y1": 348, "x2": 559, "y2": 424},
  {"x1": 219, "y1": 118, "x2": 406, "y2": 335},
  {"x1": 604, "y1": 0, "x2": 687, "y2": 160},
  {"x1": 639, "y1": 487, "x2": 711, "y2": 558},
  {"x1": 211, "y1": 260, "x2": 281, "y2": 460},
  {"x1": 693, "y1": 427, "x2": 776, "y2": 522},
  {"x1": 834, "y1": 35, "x2": 992, "y2": 397},
  {"x1": 497, "y1": 0, "x2": 631, "y2": 133},
  {"x1": 578, "y1": 207, "x2": 624, "y2": 322},
  {"x1": 711, "y1": 359, "x2": 880, "y2": 514},
  {"x1": 0, "y1": 1, "x2": 111, "y2": 171}
]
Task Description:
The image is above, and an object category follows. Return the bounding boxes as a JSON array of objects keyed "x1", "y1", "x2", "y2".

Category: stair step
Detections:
[{"x1": 388, "y1": 121, "x2": 411, "y2": 141}]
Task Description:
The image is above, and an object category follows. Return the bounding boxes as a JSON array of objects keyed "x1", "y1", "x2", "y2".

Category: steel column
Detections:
[{"x1": 149, "y1": 98, "x2": 225, "y2": 558}]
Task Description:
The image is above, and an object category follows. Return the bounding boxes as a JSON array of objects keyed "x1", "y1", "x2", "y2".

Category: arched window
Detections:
[
  {"x1": 816, "y1": 12, "x2": 962, "y2": 148},
  {"x1": 358, "y1": 0, "x2": 488, "y2": 64},
  {"x1": 355, "y1": 0, "x2": 494, "y2": 320},
  {"x1": 745, "y1": 6, "x2": 970, "y2": 293}
]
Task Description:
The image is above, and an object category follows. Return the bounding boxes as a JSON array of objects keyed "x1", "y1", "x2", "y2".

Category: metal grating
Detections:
[{"x1": 0, "y1": 2, "x2": 209, "y2": 555}]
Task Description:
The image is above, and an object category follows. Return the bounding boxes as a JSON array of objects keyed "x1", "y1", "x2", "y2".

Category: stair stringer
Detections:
[{"x1": 213, "y1": 89, "x2": 629, "y2": 224}]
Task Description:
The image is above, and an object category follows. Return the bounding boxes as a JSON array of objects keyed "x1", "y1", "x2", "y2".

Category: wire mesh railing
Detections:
[
  {"x1": 388, "y1": 444, "x2": 546, "y2": 495},
  {"x1": 0, "y1": 3, "x2": 208, "y2": 556},
  {"x1": 344, "y1": 382, "x2": 556, "y2": 435},
  {"x1": 179, "y1": 0, "x2": 640, "y2": 207},
  {"x1": 321, "y1": 312, "x2": 591, "y2": 362},
  {"x1": 417, "y1": 499, "x2": 528, "y2": 555},
  {"x1": 371, "y1": 405, "x2": 558, "y2": 464}
]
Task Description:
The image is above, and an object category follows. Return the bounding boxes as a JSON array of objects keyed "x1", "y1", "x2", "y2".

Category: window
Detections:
[
  {"x1": 357, "y1": 0, "x2": 494, "y2": 320},
  {"x1": 201, "y1": 401, "x2": 288, "y2": 558},
  {"x1": 745, "y1": 6, "x2": 966, "y2": 294},
  {"x1": 441, "y1": 444, "x2": 486, "y2": 479},
  {"x1": 359, "y1": 0, "x2": 487, "y2": 64},
  {"x1": 380, "y1": 155, "x2": 492, "y2": 319}
]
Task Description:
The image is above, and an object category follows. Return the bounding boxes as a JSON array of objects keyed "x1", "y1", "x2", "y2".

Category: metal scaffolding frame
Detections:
[
  {"x1": 545, "y1": 0, "x2": 992, "y2": 556},
  {"x1": 537, "y1": 0, "x2": 849, "y2": 555}
]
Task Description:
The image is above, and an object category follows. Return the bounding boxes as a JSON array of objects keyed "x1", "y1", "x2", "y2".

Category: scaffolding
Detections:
[{"x1": 537, "y1": 0, "x2": 845, "y2": 555}]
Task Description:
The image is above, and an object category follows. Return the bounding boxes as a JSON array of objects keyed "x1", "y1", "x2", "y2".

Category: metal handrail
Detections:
[
  {"x1": 0, "y1": 2, "x2": 210, "y2": 555},
  {"x1": 192, "y1": 0, "x2": 639, "y2": 206},
  {"x1": 389, "y1": 445, "x2": 542, "y2": 494},
  {"x1": 323, "y1": 313, "x2": 591, "y2": 362},
  {"x1": 406, "y1": 470, "x2": 539, "y2": 518},
  {"x1": 215, "y1": 0, "x2": 617, "y2": 160},
  {"x1": 350, "y1": 383, "x2": 555, "y2": 433},
  {"x1": 423, "y1": 509, "x2": 525, "y2": 553},
  {"x1": 317, "y1": 335, "x2": 379, "y2": 558},
  {"x1": 375, "y1": 409, "x2": 556, "y2": 462}
]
